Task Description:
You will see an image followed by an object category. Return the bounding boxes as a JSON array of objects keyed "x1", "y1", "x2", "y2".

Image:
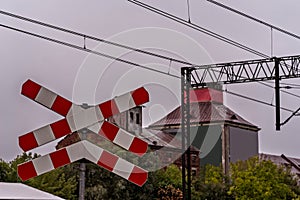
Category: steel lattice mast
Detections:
[{"x1": 181, "y1": 54, "x2": 300, "y2": 200}]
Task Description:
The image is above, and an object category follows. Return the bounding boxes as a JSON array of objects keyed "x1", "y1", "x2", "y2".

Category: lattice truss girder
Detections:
[{"x1": 191, "y1": 55, "x2": 300, "y2": 86}]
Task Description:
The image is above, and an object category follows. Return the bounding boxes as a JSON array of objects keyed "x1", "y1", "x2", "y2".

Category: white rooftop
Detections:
[{"x1": 0, "y1": 182, "x2": 65, "y2": 200}]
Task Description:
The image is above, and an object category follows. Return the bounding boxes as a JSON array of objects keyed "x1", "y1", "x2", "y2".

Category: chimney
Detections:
[{"x1": 189, "y1": 87, "x2": 223, "y2": 104}]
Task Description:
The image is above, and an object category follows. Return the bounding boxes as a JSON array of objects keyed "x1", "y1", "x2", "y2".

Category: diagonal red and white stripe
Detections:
[
  {"x1": 21, "y1": 79, "x2": 149, "y2": 118},
  {"x1": 17, "y1": 140, "x2": 148, "y2": 186},
  {"x1": 22, "y1": 79, "x2": 73, "y2": 117},
  {"x1": 88, "y1": 121, "x2": 148, "y2": 156},
  {"x1": 19, "y1": 79, "x2": 149, "y2": 152}
]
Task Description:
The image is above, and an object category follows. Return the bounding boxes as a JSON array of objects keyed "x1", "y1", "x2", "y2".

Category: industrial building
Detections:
[
  {"x1": 147, "y1": 87, "x2": 260, "y2": 173},
  {"x1": 57, "y1": 86, "x2": 260, "y2": 175}
]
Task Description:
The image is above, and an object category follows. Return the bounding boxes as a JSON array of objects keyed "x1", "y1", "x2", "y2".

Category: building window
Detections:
[
  {"x1": 130, "y1": 112, "x2": 134, "y2": 123},
  {"x1": 136, "y1": 113, "x2": 140, "y2": 124}
]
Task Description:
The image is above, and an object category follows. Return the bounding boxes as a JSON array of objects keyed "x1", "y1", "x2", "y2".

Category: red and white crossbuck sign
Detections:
[{"x1": 18, "y1": 79, "x2": 149, "y2": 186}]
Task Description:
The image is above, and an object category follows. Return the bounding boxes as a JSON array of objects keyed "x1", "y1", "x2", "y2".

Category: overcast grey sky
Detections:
[{"x1": 1, "y1": 0, "x2": 300, "y2": 161}]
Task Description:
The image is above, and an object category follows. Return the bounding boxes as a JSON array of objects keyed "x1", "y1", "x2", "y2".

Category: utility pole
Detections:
[
  {"x1": 181, "y1": 67, "x2": 193, "y2": 200},
  {"x1": 79, "y1": 161, "x2": 86, "y2": 200},
  {"x1": 274, "y1": 58, "x2": 281, "y2": 130},
  {"x1": 78, "y1": 103, "x2": 90, "y2": 200}
]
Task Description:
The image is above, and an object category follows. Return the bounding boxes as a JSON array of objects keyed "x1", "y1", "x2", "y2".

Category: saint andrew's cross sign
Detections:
[{"x1": 17, "y1": 80, "x2": 149, "y2": 186}]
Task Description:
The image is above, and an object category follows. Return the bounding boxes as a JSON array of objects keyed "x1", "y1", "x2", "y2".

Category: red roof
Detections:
[{"x1": 148, "y1": 102, "x2": 259, "y2": 130}]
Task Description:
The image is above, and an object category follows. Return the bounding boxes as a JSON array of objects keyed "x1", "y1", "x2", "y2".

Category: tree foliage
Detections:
[
  {"x1": 192, "y1": 156, "x2": 300, "y2": 200},
  {"x1": 229, "y1": 157, "x2": 300, "y2": 200},
  {"x1": 2, "y1": 152, "x2": 38, "y2": 183},
  {"x1": 2, "y1": 153, "x2": 298, "y2": 200},
  {"x1": 84, "y1": 162, "x2": 182, "y2": 200},
  {"x1": 0, "y1": 153, "x2": 183, "y2": 200},
  {"x1": 154, "y1": 164, "x2": 182, "y2": 189},
  {"x1": 26, "y1": 167, "x2": 77, "y2": 200},
  {"x1": 192, "y1": 164, "x2": 233, "y2": 200},
  {"x1": 0, "y1": 159, "x2": 9, "y2": 182}
]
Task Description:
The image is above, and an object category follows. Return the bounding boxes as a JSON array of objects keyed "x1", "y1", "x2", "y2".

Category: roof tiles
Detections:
[{"x1": 148, "y1": 102, "x2": 258, "y2": 130}]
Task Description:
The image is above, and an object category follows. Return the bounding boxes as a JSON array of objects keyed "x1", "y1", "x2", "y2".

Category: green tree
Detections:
[
  {"x1": 83, "y1": 162, "x2": 184, "y2": 200},
  {"x1": 82, "y1": 138, "x2": 166, "y2": 199},
  {"x1": 153, "y1": 164, "x2": 183, "y2": 199},
  {"x1": 84, "y1": 162, "x2": 157, "y2": 200},
  {"x1": 192, "y1": 157, "x2": 300, "y2": 200},
  {"x1": 192, "y1": 164, "x2": 233, "y2": 200},
  {"x1": 154, "y1": 164, "x2": 182, "y2": 189},
  {"x1": 0, "y1": 159, "x2": 9, "y2": 181},
  {"x1": 229, "y1": 157, "x2": 300, "y2": 200},
  {"x1": 26, "y1": 167, "x2": 77, "y2": 200},
  {"x1": 5, "y1": 152, "x2": 38, "y2": 182}
]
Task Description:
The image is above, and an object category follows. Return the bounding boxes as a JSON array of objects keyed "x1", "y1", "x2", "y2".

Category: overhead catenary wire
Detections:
[
  {"x1": 128, "y1": 0, "x2": 269, "y2": 59},
  {"x1": 282, "y1": 86, "x2": 300, "y2": 89},
  {"x1": 1, "y1": 23, "x2": 297, "y2": 117},
  {"x1": 127, "y1": 0, "x2": 300, "y2": 109},
  {"x1": 207, "y1": 0, "x2": 300, "y2": 60},
  {"x1": 2, "y1": 7, "x2": 295, "y2": 95},
  {"x1": 223, "y1": 89, "x2": 294, "y2": 113},
  {"x1": 206, "y1": 0, "x2": 300, "y2": 41},
  {"x1": 3, "y1": 5, "x2": 300, "y2": 90},
  {"x1": 1, "y1": 8, "x2": 299, "y2": 116},
  {"x1": 280, "y1": 106, "x2": 300, "y2": 126},
  {"x1": 0, "y1": 9, "x2": 193, "y2": 66},
  {"x1": 1, "y1": 22, "x2": 299, "y2": 115},
  {"x1": 264, "y1": 81, "x2": 300, "y2": 99},
  {"x1": 0, "y1": 8, "x2": 276, "y2": 86},
  {"x1": 280, "y1": 82, "x2": 300, "y2": 87},
  {"x1": 0, "y1": 23, "x2": 180, "y2": 79}
]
